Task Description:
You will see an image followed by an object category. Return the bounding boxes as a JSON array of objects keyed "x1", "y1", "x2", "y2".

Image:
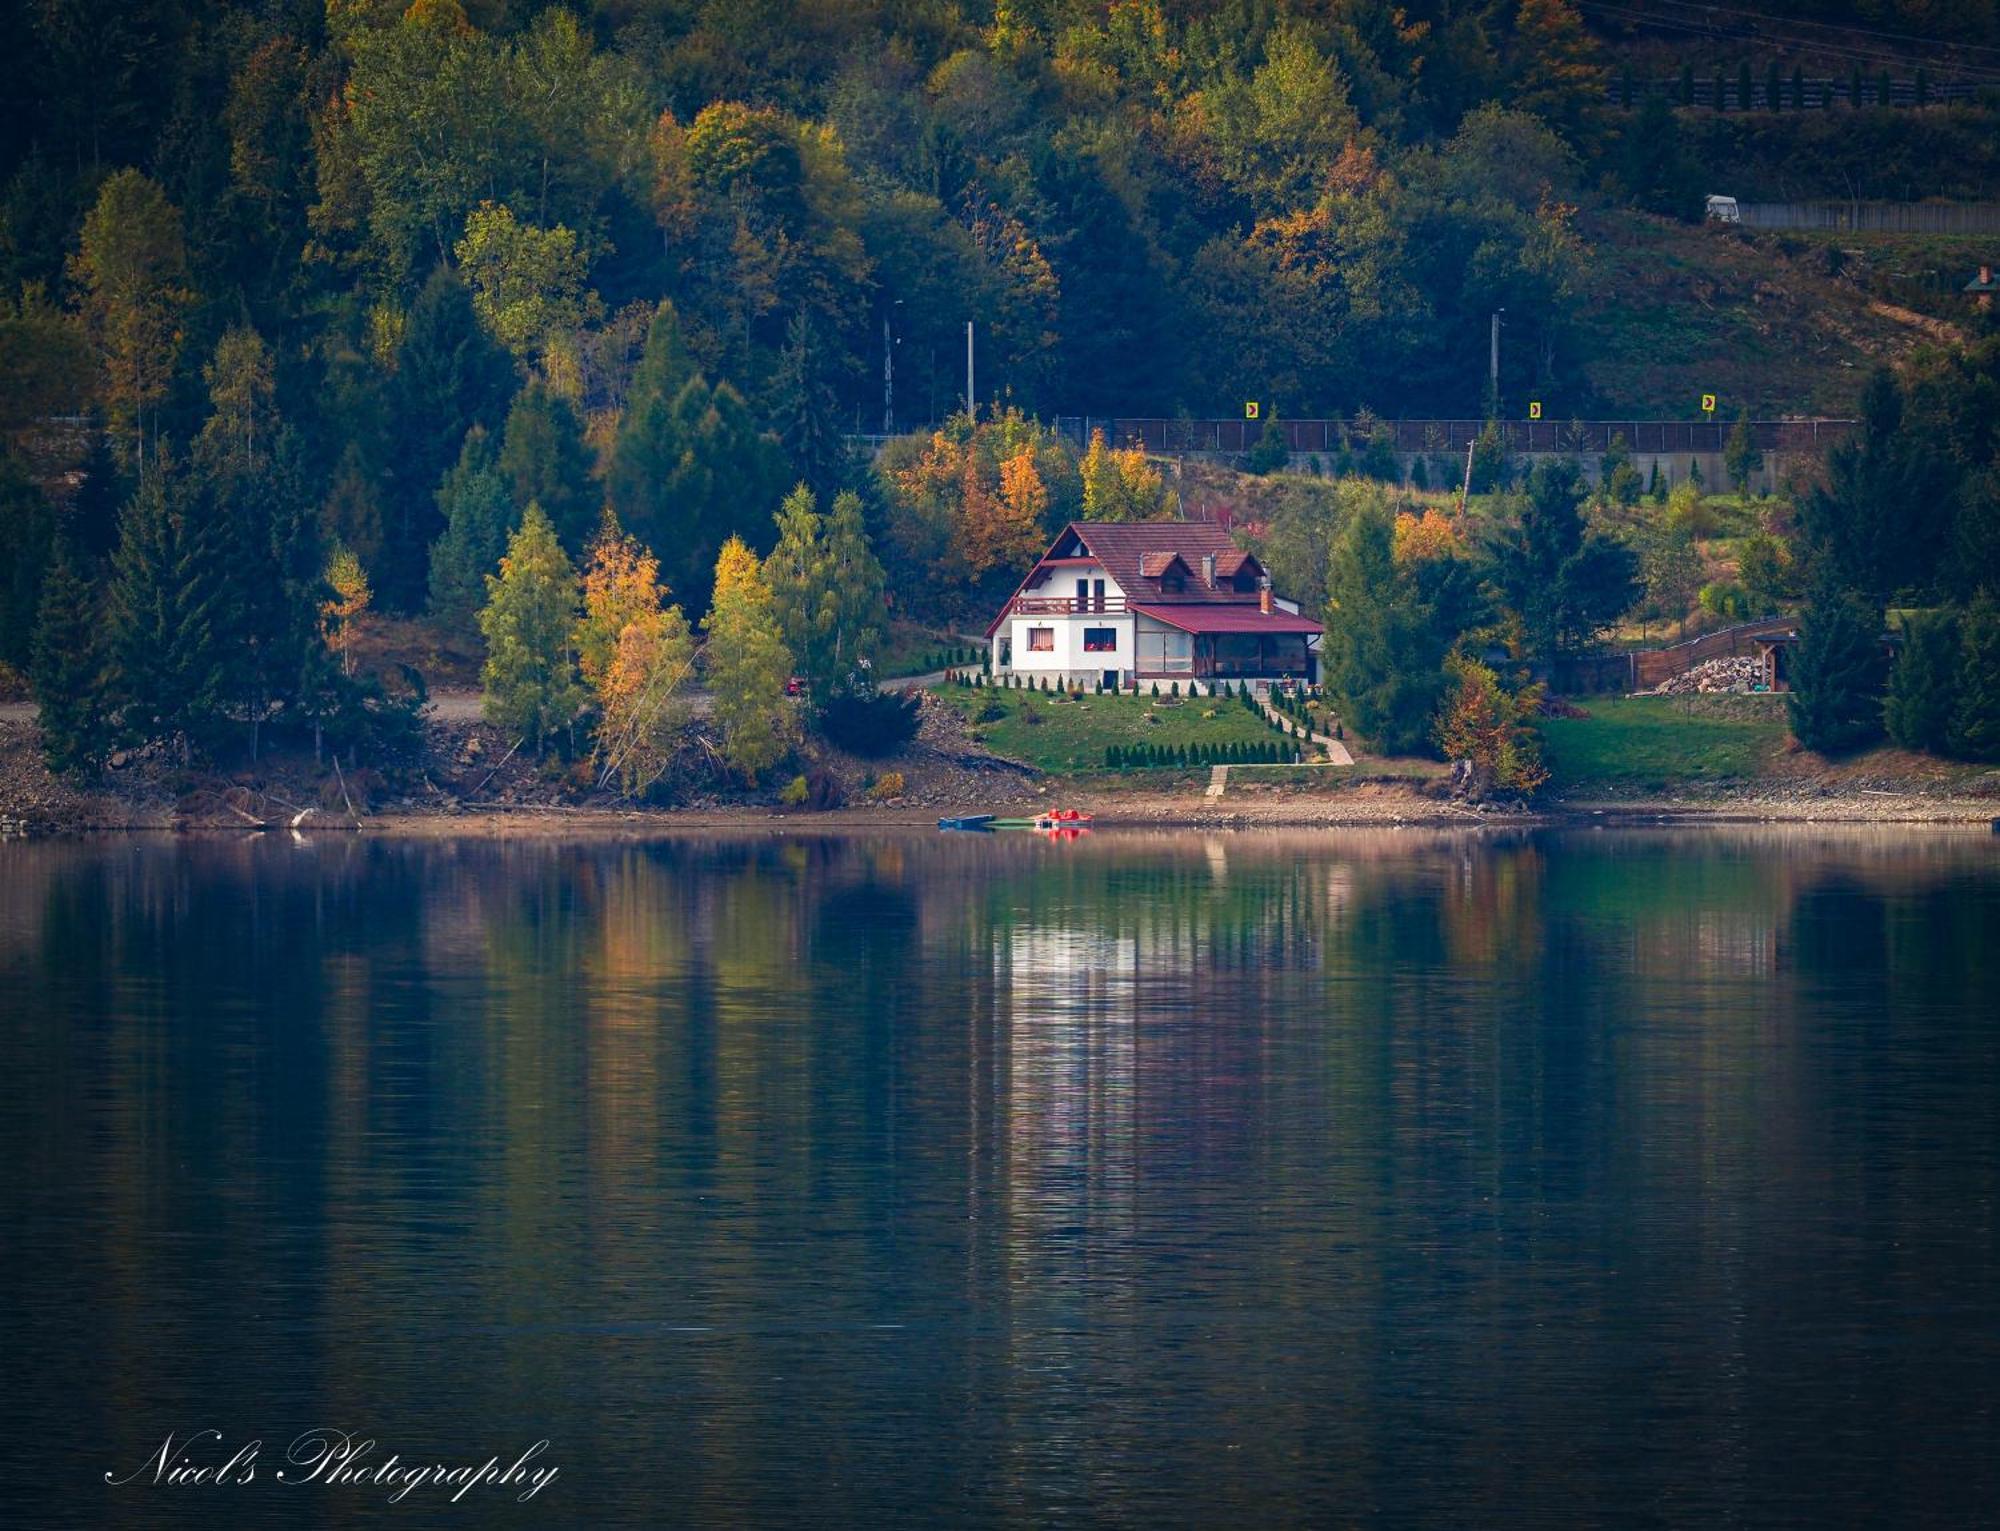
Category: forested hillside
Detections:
[{"x1": 4, "y1": 0, "x2": 2000, "y2": 790}]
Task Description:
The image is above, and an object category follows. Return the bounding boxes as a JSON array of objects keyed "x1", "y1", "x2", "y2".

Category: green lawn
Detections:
[
  {"x1": 877, "y1": 621, "x2": 980, "y2": 678},
  {"x1": 1540, "y1": 695, "x2": 1787, "y2": 792},
  {"x1": 931, "y1": 683, "x2": 1291, "y2": 773}
]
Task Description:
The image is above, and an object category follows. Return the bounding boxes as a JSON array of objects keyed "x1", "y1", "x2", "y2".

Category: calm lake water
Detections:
[{"x1": 2, "y1": 827, "x2": 1997, "y2": 1528}]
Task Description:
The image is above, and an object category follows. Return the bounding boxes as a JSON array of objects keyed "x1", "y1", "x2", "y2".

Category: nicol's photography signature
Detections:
[{"x1": 105, "y1": 1429, "x2": 560, "y2": 1505}]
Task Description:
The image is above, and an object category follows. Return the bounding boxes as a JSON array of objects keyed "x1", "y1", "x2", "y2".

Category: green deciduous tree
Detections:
[
  {"x1": 479, "y1": 503, "x2": 583, "y2": 751},
  {"x1": 455, "y1": 200, "x2": 601, "y2": 372},
  {"x1": 67, "y1": 169, "x2": 192, "y2": 467},
  {"x1": 703, "y1": 535, "x2": 793, "y2": 781}
]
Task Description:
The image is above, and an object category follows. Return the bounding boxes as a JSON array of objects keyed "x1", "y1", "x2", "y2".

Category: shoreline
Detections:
[{"x1": 11, "y1": 787, "x2": 1996, "y2": 839}]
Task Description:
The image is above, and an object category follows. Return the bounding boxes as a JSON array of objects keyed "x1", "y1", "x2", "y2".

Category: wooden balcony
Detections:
[{"x1": 1009, "y1": 596, "x2": 1129, "y2": 616}]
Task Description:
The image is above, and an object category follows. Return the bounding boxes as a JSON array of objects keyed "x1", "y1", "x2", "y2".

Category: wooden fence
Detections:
[{"x1": 1617, "y1": 77, "x2": 1991, "y2": 110}]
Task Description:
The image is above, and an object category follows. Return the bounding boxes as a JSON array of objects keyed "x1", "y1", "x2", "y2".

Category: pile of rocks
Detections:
[{"x1": 1652, "y1": 656, "x2": 1762, "y2": 695}]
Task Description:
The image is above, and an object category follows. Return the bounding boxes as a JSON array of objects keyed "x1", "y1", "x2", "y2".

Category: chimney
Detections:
[
  {"x1": 1983, "y1": 265, "x2": 1994, "y2": 286},
  {"x1": 1259, "y1": 579, "x2": 1273, "y2": 615},
  {"x1": 1202, "y1": 553, "x2": 1217, "y2": 587}
]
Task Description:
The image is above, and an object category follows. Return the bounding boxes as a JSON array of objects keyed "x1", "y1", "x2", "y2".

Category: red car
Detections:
[{"x1": 784, "y1": 676, "x2": 805, "y2": 697}]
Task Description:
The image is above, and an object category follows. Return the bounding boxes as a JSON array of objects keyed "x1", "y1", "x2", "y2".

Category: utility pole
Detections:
[
  {"x1": 1489, "y1": 309, "x2": 1504, "y2": 414},
  {"x1": 965, "y1": 320, "x2": 975, "y2": 421},
  {"x1": 882, "y1": 309, "x2": 894, "y2": 436}
]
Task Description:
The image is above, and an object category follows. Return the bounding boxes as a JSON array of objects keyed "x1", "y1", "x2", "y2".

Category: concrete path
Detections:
[{"x1": 1257, "y1": 697, "x2": 1355, "y2": 765}]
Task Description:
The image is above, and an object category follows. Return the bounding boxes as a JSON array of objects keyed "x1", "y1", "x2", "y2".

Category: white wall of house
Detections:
[{"x1": 1007, "y1": 614, "x2": 1134, "y2": 675}]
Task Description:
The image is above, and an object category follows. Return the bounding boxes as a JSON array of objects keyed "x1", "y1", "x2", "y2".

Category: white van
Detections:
[{"x1": 1705, "y1": 195, "x2": 1741, "y2": 224}]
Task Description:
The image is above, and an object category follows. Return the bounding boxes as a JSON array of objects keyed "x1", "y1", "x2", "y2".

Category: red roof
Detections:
[
  {"x1": 1131, "y1": 603, "x2": 1321, "y2": 635},
  {"x1": 984, "y1": 521, "x2": 1283, "y2": 637}
]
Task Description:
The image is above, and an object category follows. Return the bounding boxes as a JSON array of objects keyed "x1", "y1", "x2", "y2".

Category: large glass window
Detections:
[
  {"x1": 1026, "y1": 627, "x2": 1055, "y2": 652},
  {"x1": 1083, "y1": 627, "x2": 1117, "y2": 652},
  {"x1": 1137, "y1": 628, "x2": 1192, "y2": 673}
]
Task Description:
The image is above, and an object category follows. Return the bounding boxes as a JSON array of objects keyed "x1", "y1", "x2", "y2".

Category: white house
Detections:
[{"x1": 985, "y1": 521, "x2": 1321, "y2": 691}]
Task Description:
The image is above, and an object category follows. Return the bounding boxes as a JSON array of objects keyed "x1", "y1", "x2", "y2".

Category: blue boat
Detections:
[{"x1": 937, "y1": 814, "x2": 996, "y2": 831}]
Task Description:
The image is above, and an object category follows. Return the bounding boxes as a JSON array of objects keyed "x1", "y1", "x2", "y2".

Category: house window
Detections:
[
  {"x1": 1137, "y1": 628, "x2": 1193, "y2": 673},
  {"x1": 1083, "y1": 627, "x2": 1117, "y2": 652},
  {"x1": 1026, "y1": 627, "x2": 1055, "y2": 652}
]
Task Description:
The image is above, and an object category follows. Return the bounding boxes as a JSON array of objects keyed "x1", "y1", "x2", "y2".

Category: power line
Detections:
[
  {"x1": 1598, "y1": 0, "x2": 2000, "y2": 59},
  {"x1": 1579, "y1": 0, "x2": 2000, "y2": 83}
]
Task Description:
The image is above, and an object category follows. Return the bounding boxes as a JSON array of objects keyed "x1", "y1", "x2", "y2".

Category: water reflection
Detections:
[{"x1": 1, "y1": 828, "x2": 1996, "y2": 1527}]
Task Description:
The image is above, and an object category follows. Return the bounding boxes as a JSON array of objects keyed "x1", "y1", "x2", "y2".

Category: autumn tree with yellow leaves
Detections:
[{"x1": 577, "y1": 514, "x2": 694, "y2": 795}]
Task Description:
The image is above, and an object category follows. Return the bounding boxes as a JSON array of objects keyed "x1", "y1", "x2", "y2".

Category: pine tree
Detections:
[
  {"x1": 1884, "y1": 609, "x2": 1959, "y2": 754},
  {"x1": 29, "y1": 541, "x2": 110, "y2": 777},
  {"x1": 428, "y1": 426, "x2": 514, "y2": 637},
  {"x1": 478, "y1": 504, "x2": 583, "y2": 751},
  {"x1": 703, "y1": 536, "x2": 794, "y2": 782},
  {"x1": 1949, "y1": 595, "x2": 2000, "y2": 761},
  {"x1": 1787, "y1": 574, "x2": 1886, "y2": 754},
  {"x1": 499, "y1": 381, "x2": 595, "y2": 554}
]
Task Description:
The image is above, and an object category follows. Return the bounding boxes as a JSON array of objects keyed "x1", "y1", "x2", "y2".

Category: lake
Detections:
[{"x1": 2, "y1": 828, "x2": 1996, "y2": 1527}]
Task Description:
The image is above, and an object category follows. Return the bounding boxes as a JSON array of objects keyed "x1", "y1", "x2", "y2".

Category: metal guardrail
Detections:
[{"x1": 1051, "y1": 417, "x2": 1855, "y2": 455}]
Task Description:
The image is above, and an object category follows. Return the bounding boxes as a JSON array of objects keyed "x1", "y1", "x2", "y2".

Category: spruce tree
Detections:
[
  {"x1": 0, "y1": 454, "x2": 56, "y2": 669},
  {"x1": 382, "y1": 266, "x2": 513, "y2": 612},
  {"x1": 1949, "y1": 595, "x2": 2000, "y2": 761},
  {"x1": 107, "y1": 465, "x2": 235, "y2": 761},
  {"x1": 29, "y1": 541, "x2": 110, "y2": 777},
  {"x1": 478, "y1": 504, "x2": 583, "y2": 751},
  {"x1": 499, "y1": 381, "x2": 595, "y2": 554},
  {"x1": 429, "y1": 426, "x2": 514, "y2": 636},
  {"x1": 1884, "y1": 610, "x2": 1960, "y2": 754},
  {"x1": 1723, "y1": 412, "x2": 1763, "y2": 495},
  {"x1": 1787, "y1": 575, "x2": 1886, "y2": 754}
]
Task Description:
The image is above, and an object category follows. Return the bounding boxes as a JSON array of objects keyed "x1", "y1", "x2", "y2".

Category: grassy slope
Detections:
[
  {"x1": 931, "y1": 684, "x2": 1291, "y2": 772},
  {"x1": 1575, "y1": 210, "x2": 1959, "y2": 418},
  {"x1": 1541, "y1": 695, "x2": 1788, "y2": 792}
]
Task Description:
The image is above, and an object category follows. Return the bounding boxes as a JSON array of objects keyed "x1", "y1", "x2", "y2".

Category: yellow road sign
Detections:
[
  {"x1": 1245, "y1": 401, "x2": 1260, "y2": 420},
  {"x1": 1528, "y1": 401, "x2": 1542, "y2": 420},
  {"x1": 1701, "y1": 393, "x2": 1717, "y2": 414}
]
